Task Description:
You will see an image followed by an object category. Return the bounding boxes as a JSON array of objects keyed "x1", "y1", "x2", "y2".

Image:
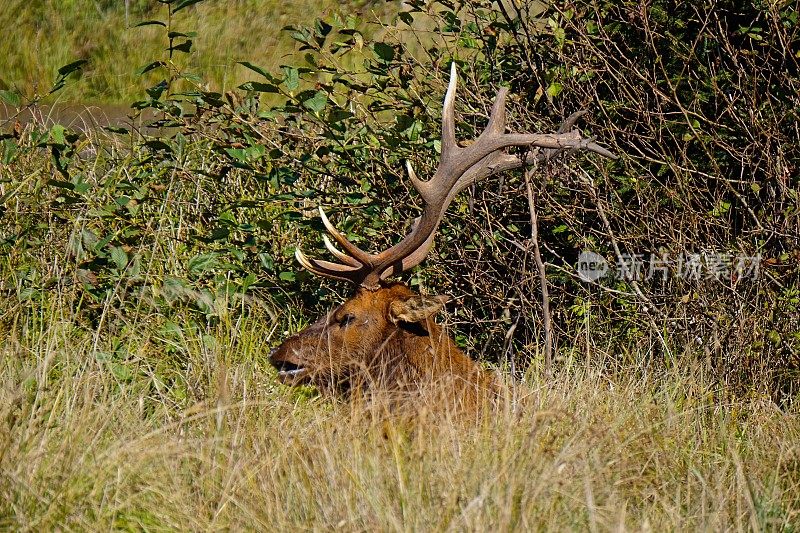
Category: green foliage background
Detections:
[{"x1": 1, "y1": 0, "x2": 799, "y2": 400}]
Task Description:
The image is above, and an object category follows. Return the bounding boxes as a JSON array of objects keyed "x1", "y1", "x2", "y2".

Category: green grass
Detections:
[{"x1": 0, "y1": 0, "x2": 394, "y2": 103}]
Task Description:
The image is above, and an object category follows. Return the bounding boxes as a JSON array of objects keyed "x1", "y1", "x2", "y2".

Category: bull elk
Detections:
[{"x1": 269, "y1": 64, "x2": 614, "y2": 407}]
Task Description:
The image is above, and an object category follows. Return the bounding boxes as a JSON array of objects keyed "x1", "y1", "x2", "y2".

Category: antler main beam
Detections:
[{"x1": 295, "y1": 62, "x2": 616, "y2": 288}]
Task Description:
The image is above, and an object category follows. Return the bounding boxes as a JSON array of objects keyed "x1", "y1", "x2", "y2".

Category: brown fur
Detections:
[{"x1": 269, "y1": 283, "x2": 498, "y2": 409}]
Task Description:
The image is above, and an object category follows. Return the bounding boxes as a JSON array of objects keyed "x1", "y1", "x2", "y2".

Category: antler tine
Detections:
[
  {"x1": 379, "y1": 227, "x2": 437, "y2": 279},
  {"x1": 322, "y1": 235, "x2": 361, "y2": 268},
  {"x1": 558, "y1": 110, "x2": 587, "y2": 134},
  {"x1": 538, "y1": 110, "x2": 590, "y2": 160},
  {"x1": 294, "y1": 246, "x2": 323, "y2": 274},
  {"x1": 318, "y1": 206, "x2": 374, "y2": 265},
  {"x1": 583, "y1": 139, "x2": 616, "y2": 159},
  {"x1": 295, "y1": 246, "x2": 365, "y2": 283},
  {"x1": 406, "y1": 160, "x2": 432, "y2": 204},
  {"x1": 441, "y1": 62, "x2": 459, "y2": 160},
  {"x1": 484, "y1": 87, "x2": 508, "y2": 135},
  {"x1": 293, "y1": 61, "x2": 615, "y2": 289}
]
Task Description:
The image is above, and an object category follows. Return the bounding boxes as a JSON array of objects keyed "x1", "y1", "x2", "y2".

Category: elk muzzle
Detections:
[{"x1": 269, "y1": 337, "x2": 312, "y2": 385}]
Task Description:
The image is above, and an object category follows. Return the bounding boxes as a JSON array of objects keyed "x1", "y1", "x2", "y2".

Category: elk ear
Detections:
[{"x1": 389, "y1": 295, "x2": 450, "y2": 324}]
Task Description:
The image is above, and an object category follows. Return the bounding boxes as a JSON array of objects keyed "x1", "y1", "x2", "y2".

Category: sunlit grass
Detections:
[
  {"x1": 2, "y1": 287, "x2": 798, "y2": 530},
  {"x1": 0, "y1": 0, "x2": 395, "y2": 103}
]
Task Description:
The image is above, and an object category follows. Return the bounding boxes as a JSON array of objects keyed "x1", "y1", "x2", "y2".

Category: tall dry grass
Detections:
[{"x1": 2, "y1": 296, "x2": 798, "y2": 530}]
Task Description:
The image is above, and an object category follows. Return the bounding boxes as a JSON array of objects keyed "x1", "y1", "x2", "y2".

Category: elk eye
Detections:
[{"x1": 338, "y1": 313, "x2": 356, "y2": 327}]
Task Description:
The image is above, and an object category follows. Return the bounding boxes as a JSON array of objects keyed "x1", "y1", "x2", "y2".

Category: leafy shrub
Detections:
[
  {"x1": 231, "y1": 0, "x2": 799, "y2": 399},
  {"x1": 1, "y1": 0, "x2": 798, "y2": 401}
]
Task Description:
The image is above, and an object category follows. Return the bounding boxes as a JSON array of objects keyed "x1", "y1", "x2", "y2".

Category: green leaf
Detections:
[
  {"x1": 109, "y1": 362, "x2": 133, "y2": 382},
  {"x1": 188, "y1": 252, "x2": 217, "y2": 275},
  {"x1": 768, "y1": 330, "x2": 781, "y2": 345},
  {"x1": 328, "y1": 109, "x2": 353, "y2": 123},
  {"x1": 238, "y1": 61, "x2": 274, "y2": 80},
  {"x1": 225, "y1": 147, "x2": 248, "y2": 162},
  {"x1": 169, "y1": 40, "x2": 193, "y2": 54},
  {"x1": 57, "y1": 59, "x2": 88, "y2": 76},
  {"x1": 144, "y1": 140, "x2": 173, "y2": 153},
  {"x1": 553, "y1": 26, "x2": 565, "y2": 45},
  {"x1": 146, "y1": 80, "x2": 168, "y2": 100},
  {"x1": 50, "y1": 59, "x2": 87, "y2": 94},
  {"x1": 259, "y1": 253, "x2": 274, "y2": 271},
  {"x1": 0, "y1": 90, "x2": 21, "y2": 107},
  {"x1": 546, "y1": 82, "x2": 563, "y2": 99},
  {"x1": 373, "y1": 42, "x2": 395, "y2": 62},
  {"x1": 239, "y1": 81, "x2": 280, "y2": 93},
  {"x1": 709, "y1": 200, "x2": 731, "y2": 217},
  {"x1": 138, "y1": 61, "x2": 166, "y2": 75},
  {"x1": 168, "y1": 31, "x2": 197, "y2": 39},
  {"x1": 135, "y1": 20, "x2": 166, "y2": 27},
  {"x1": 103, "y1": 126, "x2": 129, "y2": 134},
  {"x1": 279, "y1": 271, "x2": 296, "y2": 282},
  {"x1": 110, "y1": 246, "x2": 129, "y2": 270},
  {"x1": 304, "y1": 53, "x2": 318, "y2": 67},
  {"x1": 202, "y1": 334, "x2": 217, "y2": 349},
  {"x1": 303, "y1": 91, "x2": 328, "y2": 113},
  {"x1": 194, "y1": 289, "x2": 214, "y2": 314},
  {"x1": 74, "y1": 180, "x2": 90, "y2": 194},
  {"x1": 50, "y1": 124, "x2": 66, "y2": 145},
  {"x1": 2, "y1": 138, "x2": 18, "y2": 164},
  {"x1": 283, "y1": 66, "x2": 299, "y2": 92},
  {"x1": 174, "y1": 0, "x2": 205, "y2": 13},
  {"x1": 18, "y1": 287, "x2": 38, "y2": 302}
]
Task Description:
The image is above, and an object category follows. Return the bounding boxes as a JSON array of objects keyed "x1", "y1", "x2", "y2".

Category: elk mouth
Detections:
[{"x1": 271, "y1": 359, "x2": 310, "y2": 384}]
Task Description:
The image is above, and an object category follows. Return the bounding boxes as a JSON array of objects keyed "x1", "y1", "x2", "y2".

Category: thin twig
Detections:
[{"x1": 524, "y1": 167, "x2": 553, "y2": 376}]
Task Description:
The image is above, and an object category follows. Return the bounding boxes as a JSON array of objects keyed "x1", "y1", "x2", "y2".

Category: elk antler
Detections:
[{"x1": 296, "y1": 63, "x2": 616, "y2": 289}]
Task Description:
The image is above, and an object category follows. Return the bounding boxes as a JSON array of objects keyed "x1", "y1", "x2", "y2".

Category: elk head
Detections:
[{"x1": 269, "y1": 63, "x2": 614, "y2": 399}]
